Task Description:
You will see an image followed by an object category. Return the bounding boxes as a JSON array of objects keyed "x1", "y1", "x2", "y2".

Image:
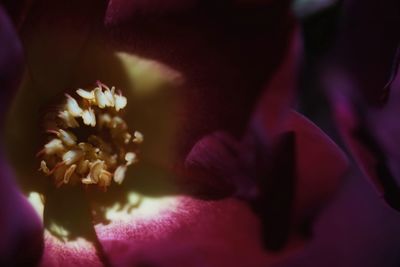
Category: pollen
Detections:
[{"x1": 37, "y1": 82, "x2": 143, "y2": 190}]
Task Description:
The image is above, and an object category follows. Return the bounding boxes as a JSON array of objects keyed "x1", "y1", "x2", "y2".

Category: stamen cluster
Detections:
[{"x1": 38, "y1": 82, "x2": 143, "y2": 189}]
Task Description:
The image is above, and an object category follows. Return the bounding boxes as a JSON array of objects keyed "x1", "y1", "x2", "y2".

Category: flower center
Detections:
[{"x1": 37, "y1": 81, "x2": 143, "y2": 190}]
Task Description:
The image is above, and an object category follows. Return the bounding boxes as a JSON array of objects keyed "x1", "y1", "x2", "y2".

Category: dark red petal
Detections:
[
  {"x1": 284, "y1": 111, "x2": 348, "y2": 224},
  {"x1": 251, "y1": 26, "x2": 301, "y2": 141},
  {"x1": 250, "y1": 111, "x2": 348, "y2": 249},
  {"x1": 182, "y1": 131, "x2": 252, "y2": 199}
]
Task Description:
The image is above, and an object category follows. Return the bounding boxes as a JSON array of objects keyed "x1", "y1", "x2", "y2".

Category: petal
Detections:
[
  {"x1": 105, "y1": 2, "x2": 296, "y2": 160},
  {"x1": 0, "y1": 152, "x2": 43, "y2": 266},
  {"x1": 182, "y1": 131, "x2": 249, "y2": 199},
  {"x1": 326, "y1": 49, "x2": 400, "y2": 211},
  {"x1": 283, "y1": 111, "x2": 348, "y2": 224},
  {"x1": 274, "y1": 174, "x2": 400, "y2": 267},
  {"x1": 0, "y1": 6, "x2": 43, "y2": 266},
  {"x1": 97, "y1": 196, "x2": 296, "y2": 267},
  {"x1": 250, "y1": 110, "x2": 348, "y2": 249},
  {"x1": 252, "y1": 26, "x2": 301, "y2": 141},
  {"x1": 0, "y1": 4, "x2": 23, "y2": 127},
  {"x1": 106, "y1": 0, "x2": 288, "y2": 25},
  {"x1": 329, "y1": 0, "x2": 400, "y2": 106}
]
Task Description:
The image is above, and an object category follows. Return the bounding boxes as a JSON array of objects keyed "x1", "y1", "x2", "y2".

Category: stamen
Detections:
[
  {"x1": 133, "y1": 131, "x2": 144, "y2": 144},
  {"x1": 37, "y1": 82, "x2": 142, "y2": 189},
  {"x1": 114, "y1": 165, "x2": 127, "y2": 184},
  {"x1": 114, "y1": 92, "x2": 127, "y2": 111},
  {"x1": 76, "y1": 88, "x2": 95, "y2": 100},
  {"x1": 44, "y1": 139, "x2": 65, "y2": 155},
  {"x1": 66, "y1": 94, "x2": 83, "y2": 117},
  {"x1": 58, "y1": 110, "x2": 79, "y2": 128},
  {"x1": 82, "y1": 108, "x2": 96, "y2": 127}
]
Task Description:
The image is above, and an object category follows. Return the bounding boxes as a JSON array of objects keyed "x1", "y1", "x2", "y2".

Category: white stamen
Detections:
[
  {"x1": 125, "y1": 152, "x2": 136, "y2": 166},
  {"x1": 39, "y1": 160, "x2": 50, "y2": 175},
  {"x1": 114, "y1": 165, "x2": 127, "y2": 184},
  {"x1": 82, "y1": 108, "x2": 96, "y2": 127},
  {"x1": 58, "y1": 111, "x2": 79, "y2": 128},
  {"x1": 39, "y1": 83, "x2": 143, "y2": 189},
  {"x1": 104, "y1": 87, "x2": 115, "y2": 107},
  {"x1": 123, "y1": 133, "x2": 131, "y2": 144},
  {"x1": 63, "y1": 150, "x2": 84, "y2": 165},
  {"x1": 94, "y1": 87, "x2": 108, "y2": 108},
  {"x1": 76, "y1": 88, "x2": 95, "y2": 100},
  {"x1": 66, "y1": 94, "x2": 83, "y2": 117},
  {"x1": 44, "y1": 139, "x2": 64, "y2": 155},
  {"x1": 58, "y1": 129, "x2": 77, "y2": 146},
  {"x1": 133, "y1": 131, "x2": 144, "y2": 143},
  {"x1": 114, "y1": 93, "x2": 127, "y2": 111}
]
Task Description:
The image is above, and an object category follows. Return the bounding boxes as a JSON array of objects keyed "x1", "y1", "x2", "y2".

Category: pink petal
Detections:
[{"x1": 97, "y1": 196, "x2": 301, "y2": 267}]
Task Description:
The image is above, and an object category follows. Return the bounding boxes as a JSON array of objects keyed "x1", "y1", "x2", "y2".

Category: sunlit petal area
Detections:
[{"x1": 1, "y1": 0, "x2": 400, "y2": 266}]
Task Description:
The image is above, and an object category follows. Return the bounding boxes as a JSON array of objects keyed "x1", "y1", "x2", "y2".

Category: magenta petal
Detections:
[
  {"x1": 98, "y1": 197, "x2": 287, "y2": 267},
  {"x1": 0, "y1": 7, "x2": 43, "y2": 266},
  {"x1": 327, "y1": 71, "x2": 400, "y2": 210},
  {"x1": 0, "y1": 153, "x2": 43, "y2": 266},
  {"x1": 274, "y1": 175, "x2": 400, "y2": 267}
]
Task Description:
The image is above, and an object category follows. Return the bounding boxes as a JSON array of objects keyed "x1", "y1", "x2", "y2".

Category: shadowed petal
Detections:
[
  {"x1": 105, "y1": 1, "x2": 295, "y2": 161},
  {"x1": 105, "y1": 0, "x2": 283, "y2": 25},
  {"x1": 326, "y1": 48, "x2": 400, "y2": 210},
  {"x1": 0, "y1": 6, "x2": 43, "y2": 266},
  {"x1": 0, "y1": 152, "x2": 44, "y2": 266},
  {"x1": 330, "y1": 0, "x2": 400, "y2": 106},
  {"x1": 0, "y1": 5, "x2": 23, "y2": 127},
  {"x1": 273, "y1": 174, "x2": 400, "y2": 267}
]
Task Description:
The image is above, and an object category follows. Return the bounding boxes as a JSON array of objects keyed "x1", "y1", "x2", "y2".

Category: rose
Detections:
[{"x1": 0, "y1": 1, "x2": 348, "y2": 266}]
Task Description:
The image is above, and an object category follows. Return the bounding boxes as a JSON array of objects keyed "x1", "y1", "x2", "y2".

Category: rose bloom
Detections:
[{"x1": 2, "y1": 0, "x2": 393, "y2": 267}]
